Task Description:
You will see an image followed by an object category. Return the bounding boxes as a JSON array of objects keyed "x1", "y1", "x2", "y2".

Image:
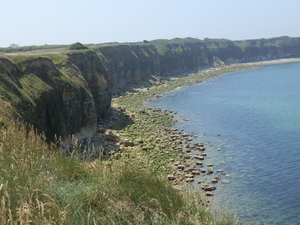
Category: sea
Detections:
[{"x1": 144, "y1": 62, "x2": 300, "y2": 225}]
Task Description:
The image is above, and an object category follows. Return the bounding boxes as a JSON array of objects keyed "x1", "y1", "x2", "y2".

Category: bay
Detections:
[{"x1": 144, "y1": 62, "x2": 300, "y2": 224}]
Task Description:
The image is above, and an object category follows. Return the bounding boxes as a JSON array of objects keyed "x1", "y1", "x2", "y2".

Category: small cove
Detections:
[{"x1": 145, "y1": 62, "x2": 300, "y2": 224}]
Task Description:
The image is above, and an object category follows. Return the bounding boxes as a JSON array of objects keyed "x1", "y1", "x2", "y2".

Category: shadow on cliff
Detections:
[{"x1": 59, "y1": 105, "x2": 134, "y2": 161}]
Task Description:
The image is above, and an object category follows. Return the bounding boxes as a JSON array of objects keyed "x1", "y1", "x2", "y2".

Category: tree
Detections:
[{"x1": 9, "y1": 43, "x2": 19, "y2": 48}]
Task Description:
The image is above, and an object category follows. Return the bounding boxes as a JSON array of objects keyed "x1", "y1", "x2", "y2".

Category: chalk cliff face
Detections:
[
  {"x1": 1, "y1": 36, "x2": 300, "y2": 141},
  {"x1": 0, "y1": 50, "x2": 111, "y2": 141}
]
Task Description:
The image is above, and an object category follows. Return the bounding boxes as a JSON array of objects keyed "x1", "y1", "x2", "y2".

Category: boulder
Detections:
[
  {"x1": 191, "y1": 170, "x2": 200, "y2": 175},
  {"x1": 195, "y1": 160, "x2": 203, "y2": 165},
  {"x1": 167, "y1": 174, "x2": 176, "y2": 180},
  {"x1": 185, "y1": 178, "x2": 194, "y2": 182},
  {"x1": 201, "y1": 184, "x2": 209, "y2": 189},
  {"x1": 199, "y1": 168, "x2": 206, "y2": 173},
  {"x1": 185, "y1": 174, "x2": 194, "y2": 178},
  {"x1": 211, "y1": 179, "x2": 218, "y2": 183},
  {"x1": 204, "y1": 186, "x2": 216, "y2": 191},
  {"x1": 194, "y1": 155, "x2": 205, "y2": 160},
  {"x1": 122, "y1": 139, "x2": 135, "y2": 147},
  {"x1": 207, "y1": 167, "x2": 214, "y2": 174},
  {"x1": 205, "y1": 192, "x2": 214, "y2": 196},
  {"x1": 221, "y1": 180, "x2": 230, "y2": 184}
]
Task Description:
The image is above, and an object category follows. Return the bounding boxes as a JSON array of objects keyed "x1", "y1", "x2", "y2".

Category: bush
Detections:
[{"x1": 68, "y1": 42, "x2": 88, "y2": 50}]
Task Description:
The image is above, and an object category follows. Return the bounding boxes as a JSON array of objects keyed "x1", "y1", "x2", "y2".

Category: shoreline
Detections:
[
  {"x1": 111, "y1": 57, "x2": 300, "y2": 214},
  {"x1": 113, "y1": 56, "x2": 300, "y2": 176}
]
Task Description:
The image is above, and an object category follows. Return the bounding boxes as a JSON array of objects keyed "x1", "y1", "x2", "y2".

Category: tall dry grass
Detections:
[{"x1": 0, "y1": 119, "x2": 239, "y2": 224}]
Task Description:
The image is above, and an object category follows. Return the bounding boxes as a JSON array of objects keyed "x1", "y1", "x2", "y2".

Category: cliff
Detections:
[
  {"x1": 93, "y1": 36, "x2": 300, "y2": 95},
  {"x1": 0, "y1": 50, "x2": 111, "y2": 141},
  {"x1": 1, "y1": 36, "x2": 300, "y2": 141}
]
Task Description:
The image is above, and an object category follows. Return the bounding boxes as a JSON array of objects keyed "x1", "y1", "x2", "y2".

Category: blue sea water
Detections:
[{"x1": 144, "y1": 62, "x2": 300, "y2": 224}]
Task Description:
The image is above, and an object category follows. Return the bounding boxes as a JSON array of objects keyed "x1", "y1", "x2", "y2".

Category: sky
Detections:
[{"x1": 1, "y1": 0, "x2": 300, "y2": 47}]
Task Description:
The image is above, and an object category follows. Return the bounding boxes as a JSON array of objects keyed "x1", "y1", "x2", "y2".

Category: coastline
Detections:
[
  {"x1": 112, "y1": 57, "x2": 300, "y2": 196},
  {"x1": 241, "y1": 57, "x2": 300, "y2": 66}
]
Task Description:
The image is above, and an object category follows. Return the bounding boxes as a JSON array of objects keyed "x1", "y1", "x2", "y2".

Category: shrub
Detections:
[{"x1": 68, "y1": 42, "x2": 88, "y2": 50}]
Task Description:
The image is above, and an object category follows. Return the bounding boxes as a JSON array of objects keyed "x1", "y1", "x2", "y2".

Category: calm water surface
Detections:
[{"x1": 145, "y1": 62, "x2": 300, "y2": 224}]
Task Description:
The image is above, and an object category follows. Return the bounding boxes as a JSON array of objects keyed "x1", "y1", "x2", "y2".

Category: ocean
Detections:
[{"x1": 144, "y1": 62, "x2": 300, "y2": 224}]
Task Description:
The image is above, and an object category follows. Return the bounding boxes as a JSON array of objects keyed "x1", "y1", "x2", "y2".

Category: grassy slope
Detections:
[
  {"x1": 0, "y1": 65, "x2": 249, "y2": 225},
  {"x1": 0, "y1": 119, "x2": 239, "y2": 224}
]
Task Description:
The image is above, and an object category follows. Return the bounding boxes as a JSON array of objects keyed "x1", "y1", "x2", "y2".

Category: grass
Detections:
[{"x1": 0, "y1": 93, "x2": 240, "y2": 225}]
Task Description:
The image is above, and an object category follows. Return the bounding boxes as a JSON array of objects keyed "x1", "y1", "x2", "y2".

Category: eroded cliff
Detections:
[
  {"x1": 94, "y1": 36, "x2": 300, "y2": 95},
  {"x1": 1, "y1": 36, "x2": 300, "y2": 142},
  {"x1": 0, "y1": 50, "x2": 111, "y2": 141}
]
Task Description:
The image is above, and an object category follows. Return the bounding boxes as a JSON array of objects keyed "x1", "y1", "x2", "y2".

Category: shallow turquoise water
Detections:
[{"x1": 145, "y1": 62, "x2": 300, "y2": 224}]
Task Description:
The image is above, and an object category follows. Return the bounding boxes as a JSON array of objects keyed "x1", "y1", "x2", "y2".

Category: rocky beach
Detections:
[{"x1": 99, "y1": 58, "x2": 300, "y2": 200}]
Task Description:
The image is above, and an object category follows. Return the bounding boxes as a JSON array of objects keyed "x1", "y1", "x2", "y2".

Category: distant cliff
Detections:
[
  {"x1": 1, "y1": 36, "x2": 300, "y2": 140},
  {"x1": 93, "y1": 36, "x2": 300, "y2": 95}
]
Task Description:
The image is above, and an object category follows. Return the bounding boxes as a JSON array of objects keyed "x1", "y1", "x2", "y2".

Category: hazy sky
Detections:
[{"x1": 1, "y1": 0, "x2": 300, "y2": 47}]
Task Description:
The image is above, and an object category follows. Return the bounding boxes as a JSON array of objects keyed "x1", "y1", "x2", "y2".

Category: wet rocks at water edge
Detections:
[{"x1": 207, "y1": 167, "x2": 214, "y2": 174}]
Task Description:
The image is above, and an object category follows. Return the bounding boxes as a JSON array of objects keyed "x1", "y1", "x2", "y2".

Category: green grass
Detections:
[{"x1": 0, "y1": 110, "x2": 240, "y2": 224}]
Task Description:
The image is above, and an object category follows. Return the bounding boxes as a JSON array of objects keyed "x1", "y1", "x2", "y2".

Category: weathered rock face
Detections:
[
  {"x1": 0, "y1": 51, "x2": 111, "y2": 141},
  {"x1": 95, "y1": 37, "x2": 300, "y2": 95},
  {"x1": 1, "y1": 36, "x2": 300, "y2": 141},
  {"x1": 95, "y1": 40, "x2": 213, "y2": 95},
  {"x1": 67, "y1": 51, "x2": 111, "y2": 120}
]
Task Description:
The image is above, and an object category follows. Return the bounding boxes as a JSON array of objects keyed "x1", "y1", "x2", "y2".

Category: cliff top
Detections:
[{"x1": 1, "y1": 36, "x2": 299, "y2": 58}]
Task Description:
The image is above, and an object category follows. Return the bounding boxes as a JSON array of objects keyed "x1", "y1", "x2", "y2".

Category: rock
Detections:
[
  {"x1": 194, "y1": 155, "x2": 205, "y2": 160},
  {"x1": 204, "y1": 186, "x2": 216, "y2": 191},
  {"x1": 184, "y1": 155, "x2": 191, "y2": 159},
  {"x1": 211, "y1": 179, "x2": 218, "y2": 183},
  {"x1": 185, "y1": 174, "x2": 194, "y2": 178},
  {"x1": 217, "y1": 148, "x2": 222, "y2": 151},
  {"x1": 207, "y1": 163, "x2": 213, "y2": 167},
  {"x1": 167, "y1": 174, "x2": 176, "y2": 180},
  {"x1": 195, "y1": 160, "x2": 203, "y2": 165},
  {"x1": 191, "y1": 170, "x2": 200, "y2": 175},
  {"x1": 195, "y1": 143, "x2": 204, "y2": 147},
  {"x1": 205, "y1": 192, "x2": 214, "y2": 196},
  {"x1": 221, "y1": 180, "x2": 230, "y2": 184},
  {"x1": 122, "y1": 139, "x2": 135, "y2": 147},
  {"x1": 176, "y1": 164, "x2": 185, "y2": 170},
  {"x1": 207, "y1": 167, "x2": 214, "y2": 174},
  {"x1": 187, "y1": 167, "x2": 195, "y2": 172},
  {"x1": 185, "y1": 178, "x2": 194, "y2": 182},
  {"x1": 199, "y1": 168, "x2": 206, "y2": 173},
  {"x1": 185, "y1": 149, "x2": 192, "y2": 153},
  {"x1": 173, "y1": 161, "x2": 181, "y2": 166},
  {"x1": 201, "y1": 184, "x2": 209, "y2": 189},
  {"x1": 105, "y1": 133, "x2": 119, "y2": 142}
]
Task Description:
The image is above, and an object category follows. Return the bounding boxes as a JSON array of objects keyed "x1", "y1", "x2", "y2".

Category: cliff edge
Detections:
[{"x1": 1, "y1": 36, "x2": 300, "y2": 142}]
